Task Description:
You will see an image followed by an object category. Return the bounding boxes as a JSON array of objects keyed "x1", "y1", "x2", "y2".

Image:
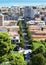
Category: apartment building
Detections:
[
  {"x1": 0, "y1": 14, "x2": 18, "y2": 26},
  {"x1": 24, "y1": 6, "x2": 34, "y2": 20},
  {"x1": 0, "y1": 13, "x2": 20, "y2": 43},
  {"x1": 3, "y1": 13, "x2": 19, "y2": 20},
  {"x1": 39, "y1": 9, "x2": 46, "y2": 22},
  {"x1": 27, "y1": 18, "x2": 46, "y2": 40},
  {"x1": 28, "y1": 25, "x2": 46, "y2": 40}
]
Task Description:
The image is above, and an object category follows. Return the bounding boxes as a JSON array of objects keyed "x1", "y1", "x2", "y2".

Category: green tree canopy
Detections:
[
  {"x1": 32, "y1": 53, "x2": 45, "y2": 65},
  {"x1": 0, "y1": 62, "x2": 11, "y2": 65},
  {"x1": 8, "y1": 51, "x2": 25, "y2": 65},
  {"x1": 0, "y1": 32, "x2": 25, "y2": 65},
  {"x1": 0, "y1": 32, "x2": 14, "y2": 56},
  {"x1": 0, "y1": 32, "x2": 15, "y2": 63}
]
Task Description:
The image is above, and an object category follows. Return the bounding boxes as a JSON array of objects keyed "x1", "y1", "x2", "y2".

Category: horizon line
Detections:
[{"x1": 0, "y1": 2, "x2": 46, "y2": 7}]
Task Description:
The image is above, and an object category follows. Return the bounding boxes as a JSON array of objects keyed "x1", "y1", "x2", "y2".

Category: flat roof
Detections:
[{"x1": 0, "y1": 26, "x2": 19, "y2": 29}]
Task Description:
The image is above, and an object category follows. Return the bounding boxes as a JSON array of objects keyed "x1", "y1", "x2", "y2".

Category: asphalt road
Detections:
[{"x1": 21, "y1": 21, "x2": 32, "y2": 61}]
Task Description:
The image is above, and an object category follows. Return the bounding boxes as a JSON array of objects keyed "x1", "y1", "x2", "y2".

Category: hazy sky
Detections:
[{"x1": 0, "y1": 0, "x2": 46, "y2": 7}]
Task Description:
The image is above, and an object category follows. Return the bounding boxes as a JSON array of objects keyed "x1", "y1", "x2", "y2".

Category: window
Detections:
[{"x1": 16, "y1": 40, "x2": 18, "y2": 42}]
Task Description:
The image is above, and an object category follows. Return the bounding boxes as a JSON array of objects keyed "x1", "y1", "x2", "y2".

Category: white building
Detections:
[
  {"x1": 9, "y1": 32, "x2": 20, "y2": 43},
  {"x1": 37, "y1": 21, "x2": 45, "y2": 27},
  {"x1": 27, "y1": 20, "x2": 45, "y2": 27},
  {"x1": 27, "y1": 20, "x2": 35, "y2": 25}
]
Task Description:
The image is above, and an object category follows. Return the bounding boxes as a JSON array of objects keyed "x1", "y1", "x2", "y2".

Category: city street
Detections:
[{"x1": 21, "y1": 20, "x2": 32, "y2": 61}]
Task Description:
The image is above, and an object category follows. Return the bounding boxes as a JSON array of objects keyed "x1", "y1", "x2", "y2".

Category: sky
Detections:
[{"x1": 0, "y1": 0, "x2": 46, "y2": 7}]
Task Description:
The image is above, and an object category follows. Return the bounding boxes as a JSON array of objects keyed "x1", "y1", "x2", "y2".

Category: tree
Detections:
[
  {"x1": 18, "y1": 21, "x2": 24, "y2": 47},
  {"x1": 0, "y1": 32, "x2": 14, "y2": 63},
  {"x1": 32, "y1": 6, "x2": 37, "y2": 9},
  {"x1": 45, "y1": 39, "x2": 46, "y2": 42},
  {"x1": 26, "y1": 25, "x2": 33, "y2": 44},
  {"x1": 19, "y1": 36, "x2": 24, "y2": 47},
  {"x1": 32, "y1": 53, "x2": 45, "y2": 65},
  {"x1": 8, "y1": 51, "x2": 25, "y2": 65},
  {"x1": 0, "y1": 62, "x2": 11, "y2": 65}
]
